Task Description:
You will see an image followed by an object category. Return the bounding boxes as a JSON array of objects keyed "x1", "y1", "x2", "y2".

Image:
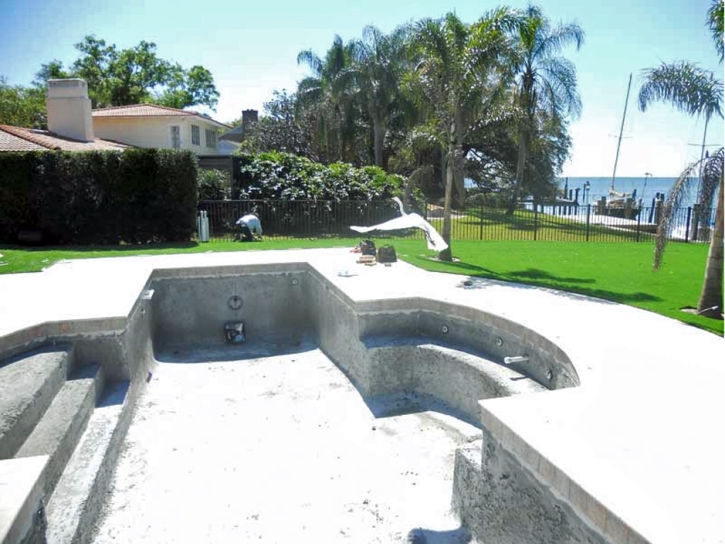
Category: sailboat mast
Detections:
[{"x1": 611, "y1": 73, "x2": 633, "y2": 191}]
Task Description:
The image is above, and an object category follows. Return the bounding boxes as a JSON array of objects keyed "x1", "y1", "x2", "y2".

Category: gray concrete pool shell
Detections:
[{"x1": 1, "y1": 249, "x2": 723, "y2": 544}]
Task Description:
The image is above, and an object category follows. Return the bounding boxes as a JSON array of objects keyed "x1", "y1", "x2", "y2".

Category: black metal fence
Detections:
[
  {"x1": 197, "y1": 199, "x2": 716, "y2": 244},
  {"x1": 198, "y1": 199, "x2": 403, "y2": 241}
]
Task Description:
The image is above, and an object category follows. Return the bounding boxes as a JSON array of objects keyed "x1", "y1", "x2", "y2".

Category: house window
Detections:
[
  {"x1": 191, "y1": 125, "x2": 200, "y2": 146},
  {"x1": 205, "y1": 129, "x2": 217, "y2": 148},
  {"x1": 170, "y1": 125, "x2": 181, "y2": 148}
]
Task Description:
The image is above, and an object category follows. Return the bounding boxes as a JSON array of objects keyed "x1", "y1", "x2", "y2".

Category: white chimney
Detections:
[{"x1": 46, "y1": 79, "x2": 94, "y2": 142}]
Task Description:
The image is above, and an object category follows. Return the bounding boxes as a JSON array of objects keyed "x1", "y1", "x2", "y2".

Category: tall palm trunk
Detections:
[
  {"x1": 509, "y1": 125, "x2": 528, "y2": 214},
  {"x1": 372, "y1": 114, "x2": 385, "y2": 167},
  {"x1": 697, "y1": 175, "x2": 724, "y2": 317},
  {"x1": 439, "y1": 140, "x2": 454, "y2": 262},
  {"x1": 439, "y1": 112, "x2": 456, "y2": 262},
  {"x1": 453, "y1": 103, "x2": 465, "y2": 207}
]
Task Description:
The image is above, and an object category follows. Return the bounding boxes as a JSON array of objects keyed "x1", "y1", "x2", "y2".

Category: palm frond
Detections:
[
  {"x1": 534, "y1": 21, "x2": 584, "y2": 60},
  {"x1": 654, "y1": 169, "x2": 696, "y2": 270},
  {"x1": 296, "y1": 50, "x2": 323, "y2": 76},
  {"x1": 699, "y1": 147, "x2": 724, "y2": 210},
  {"x1": 324, "y1": 35, "x2": 348, "y2": 78},
  {"x1": 708, "y1": 0, "x2": 724, "y2": 63},
  {"x1": 638, "y1": 62, "x2": 723, "y2": 119},
  {"x1": 296, "y1": 77, "x2": 323, "y2": 102},
  {"x1": 653, "y1": 150, "x2": 723, "y2": 269},
  {"x1": 538, "y1": 56, "x2": 582, "y2": 119}
]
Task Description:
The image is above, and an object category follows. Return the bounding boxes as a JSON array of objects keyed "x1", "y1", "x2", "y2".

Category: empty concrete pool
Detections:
[
  {"x1": 89, "y1": 264, "x2": 578, "y2": 543},
  {"x1": 2, "y1": 249, "x2": 722, "y2": 544}
]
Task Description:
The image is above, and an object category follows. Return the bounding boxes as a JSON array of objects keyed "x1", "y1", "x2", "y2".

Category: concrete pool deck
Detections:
[{"x1": 0, "y1": 247, "x2": 723, "y2": 543}]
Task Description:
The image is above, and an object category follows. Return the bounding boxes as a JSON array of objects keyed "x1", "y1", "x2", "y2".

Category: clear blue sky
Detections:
[{"x1": 0, "y1": 0, "x2": 722, "y2": 177}]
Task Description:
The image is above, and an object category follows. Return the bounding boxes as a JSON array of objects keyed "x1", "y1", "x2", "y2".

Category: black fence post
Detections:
[
  {"x1": 479, "y1": 203, "x2": 484, "y2": 240},
  {"x1": 585, "y1": 204, "x2": 591, "y2": 242},
  {"x1": 684, "y1": 206, "x2": 692, "y2": 243},
  {"x1": 533, "y1": 202, "x2": 538, "y2": 241},
  {"x1": 636, "y1": 209, "x2": 642, "y2": 242}
]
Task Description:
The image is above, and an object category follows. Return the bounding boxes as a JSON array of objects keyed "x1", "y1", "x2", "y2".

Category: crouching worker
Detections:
[{"x1": 235, "y1": 213, "x2": 263, "y2": 242}]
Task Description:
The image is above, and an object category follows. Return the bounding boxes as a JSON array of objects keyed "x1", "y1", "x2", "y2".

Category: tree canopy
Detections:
[
  {"x1": 239, "y1": 5, "x2": 584, "y2": 258},
  {"x1": 0, "y1": 35, "x2": 219, "y2": 128}
]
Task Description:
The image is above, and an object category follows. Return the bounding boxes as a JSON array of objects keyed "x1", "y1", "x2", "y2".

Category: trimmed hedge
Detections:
[
  {"x1": 236, "y1": 151, "x2": 405, "y2": 201},
  {"x1": 0, "y1": 149, "x2": 198, "y2": 245}
]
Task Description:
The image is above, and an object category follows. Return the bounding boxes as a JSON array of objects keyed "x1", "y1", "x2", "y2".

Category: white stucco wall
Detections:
[
  {"x1": 92, "y1": 116, "x2": 222, "y2": 155},
  {"x1": 47, "y1": 79, "x2": 95, "y2": 142}
]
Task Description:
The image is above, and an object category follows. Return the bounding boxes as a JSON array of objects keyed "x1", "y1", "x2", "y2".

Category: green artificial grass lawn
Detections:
[{"x1": 1, "y1": 237, "x2": 721, "y2": 335}]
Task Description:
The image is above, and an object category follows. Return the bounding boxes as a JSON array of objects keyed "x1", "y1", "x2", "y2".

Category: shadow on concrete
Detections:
[
  {"x1": 99, "y1": 380, "x2": 130, "y2": 407},
  {"x1": 407, "y1": 525, "x2": 473, "y2": 543},
  {"x1": 154, "y1": 337, "x2": 318, "y2": 364},
  {"x1": 456, "y1": 274, "x2": 661, "y2": 306},
  {"x1": 363, "y1": 391, "x2": 481, "y2": 430}
]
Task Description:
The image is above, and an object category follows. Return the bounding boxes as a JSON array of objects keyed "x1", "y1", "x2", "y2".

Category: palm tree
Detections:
[
  {"x1": 507, "y1": 4, "x2": 584, "y2": 214},
  {"x1": 637, "y1": 0, "x2": 724, "y2": 319},
  {"x1": 651, "y1": 149, "x2": 723, "y2": 318},
  {"x1": 297, "y1": 36, "x2": 357, "y2": 163},
  {"x1": 408, "y1": 10, "x2": 517, "y2": 261},
  {"x1": 341, "y1": 25, "x2": 410, "y2": 168}
]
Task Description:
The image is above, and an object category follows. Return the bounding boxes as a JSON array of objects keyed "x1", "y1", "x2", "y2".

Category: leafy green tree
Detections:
[
  {"x1": 406, "y1": 10, "x2": 517, "y2": 261},
  {"x1": 508, "y1": 4, "x2": 584, "y2": 214},
  {"x1": 198, "y1": 168, "x2": 232, "y2": 200},
  {"x1": 637, "y1": 0, "x2": 723, "y2": 318},
  {"x1": 155, "y1": 65, "x2": 219, "y2": 110},
  {"x1": 70, "y1": 36, "x2": 116, "y2": 106},
  {"x1": 239, "y1": 90, "x2": 316, "y2": 158},
  {"x1": 34, "y1": 36, "x2": 219, "y2": 110},
  {"x1": 34, "y1": 60, "x2": 70, "y2": 84},
  {"x1": 0, "y1": 77, "x2": 46, "y2": 128}
]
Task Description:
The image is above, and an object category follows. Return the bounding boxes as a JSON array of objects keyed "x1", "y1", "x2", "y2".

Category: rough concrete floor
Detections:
[{"x1": 91, "y1": 344, "x2": 481, "y2": 543}]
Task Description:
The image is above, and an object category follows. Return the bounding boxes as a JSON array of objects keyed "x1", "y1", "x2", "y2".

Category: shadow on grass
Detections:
[
  {"x1": 0, "y1": 241, "x2": 201, "y2": 253},
  {"x1": 409, "y1": 256, "x2": 663, "y2": 306},
  {"x1": 404, "y1": 255, "x2": 509, "y2": 281},
  {"x1": 465, "y1": 273, "x2": 661, "y2": 305},
  {"x1": 509, "y1": 268, "x2": 596, "y2": 284}
]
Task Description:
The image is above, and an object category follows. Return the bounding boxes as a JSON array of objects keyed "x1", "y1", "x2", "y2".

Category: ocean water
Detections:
[
  {"x1": 464, "y1": 176, "x2": 707, "y2": 208},
  {"x1": 558, "y1": 176, "x2": 701, "y2": 208}
]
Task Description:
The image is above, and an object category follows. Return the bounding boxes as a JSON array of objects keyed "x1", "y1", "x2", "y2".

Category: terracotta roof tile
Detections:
[
  {"x1": 92, "y1": 104, "x2": 230, "y2": 128},
  {"x1": 0, "y1": 125, "x2": 129, "y2": 152},
  {"x1": 92, "y1": 104, "x2": 193, "y2": 117},
  {"x1": 0, "y1": 129, "x2": 46, "y2": 151}
]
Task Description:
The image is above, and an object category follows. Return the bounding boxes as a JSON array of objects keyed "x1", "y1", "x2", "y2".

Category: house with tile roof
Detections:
[
  {"x1": 0, "y1": 79, "x2": 129, "y2": 152},
  {"x1": 93, "y1": 104, "x2": 231, "y2": 155},
  {"x1": 0, "y1": 79, "x2": 231, "y2": 155},
  {"x1": 0, "y1": 124, "x2": 129, "y2": 152}
]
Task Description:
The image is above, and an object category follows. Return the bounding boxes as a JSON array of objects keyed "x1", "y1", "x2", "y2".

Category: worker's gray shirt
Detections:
[{"x1": 236, "y1": 214, "x2": 262, "y2": 234}]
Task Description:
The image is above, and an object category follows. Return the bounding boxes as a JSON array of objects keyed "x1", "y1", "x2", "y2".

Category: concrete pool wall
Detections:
[
  {"x1": 1, "y1": 249, "x2": 723, "y2": 544},
  {"x1": 0, "y1": 288, "x2": 154, "y2": 544},
  {"x1": 145, "y1": 265, "x2": 593, "y2": 544}
]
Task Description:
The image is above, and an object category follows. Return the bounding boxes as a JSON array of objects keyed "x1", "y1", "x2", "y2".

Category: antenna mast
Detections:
[{"x1": 611, "y1": 73, "x2": 632, "y2": 191}]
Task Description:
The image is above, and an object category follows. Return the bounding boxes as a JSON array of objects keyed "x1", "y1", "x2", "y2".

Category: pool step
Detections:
[
  {"x1": 45, "y1": 380, "x2": 131, "y2": 544},
  {"x1": 0, "y1": 347, "x2": 73, "y2": 459},
  {"x1": 363, "y1": 337, "x2": 546, "y2": 423},
  {"x1": 14, "y1": 364, "x2": 103, "y2": 501}
]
